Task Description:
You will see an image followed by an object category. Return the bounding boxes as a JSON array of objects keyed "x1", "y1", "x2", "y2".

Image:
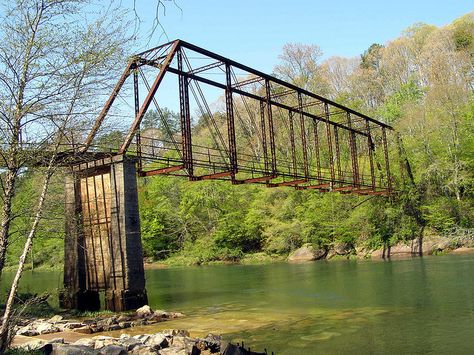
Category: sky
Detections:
[{"x1": 130, "y1": 0, "x2": 474, "y2": 73}]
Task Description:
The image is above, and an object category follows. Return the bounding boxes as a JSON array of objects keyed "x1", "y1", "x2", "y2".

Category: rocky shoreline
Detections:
[
  {"x1": 17, "y1": 330, "x2": 222, "y2": 354},
  {"x1": 288, "y1": 232, "x2": 474, "y2": 262},
  {"x1": 13, "y1": 305, "x2": 222, "y2": 354},
  {"x1": 16, "y1": 306, "x2": 183, "y2": 337}
]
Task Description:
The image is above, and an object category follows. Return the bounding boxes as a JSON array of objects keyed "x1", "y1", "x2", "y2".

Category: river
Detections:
[{"x1": 2, "y1": 254, "x2": 474, "y2": 354}]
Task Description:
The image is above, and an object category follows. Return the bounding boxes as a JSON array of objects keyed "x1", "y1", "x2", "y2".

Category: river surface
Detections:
[{"x1": 2, "y1": 254, "x2": 474, "y2": 354}]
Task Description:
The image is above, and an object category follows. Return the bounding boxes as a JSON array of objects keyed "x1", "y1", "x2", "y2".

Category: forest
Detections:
[{"x1": 5, "y1": 12, "x2": 474, "y2": 268}]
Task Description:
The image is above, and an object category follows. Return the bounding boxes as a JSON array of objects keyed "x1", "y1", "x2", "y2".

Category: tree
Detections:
[
  {"x1": 360, "y1": 43, "x2": 383, "y2": 70},
  {"x1": 320, "y1": 56, "x2": 359, "y2": 101},
  {"x1": 142, "y1": 108, "x2": 180, "y2": 134},
  {"x1": 0, "y1": 0, "x2": 133, "y2": 350},
  {"x1": 274, "y1": 43, "x2": 329, "y2": 94},
  {"x1": 0, "y1": 0, "x2": 130, "y2": 277}
]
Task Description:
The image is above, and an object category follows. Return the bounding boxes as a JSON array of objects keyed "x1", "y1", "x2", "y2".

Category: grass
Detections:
[
  {"x1": 73, "y1": 309, "x2": 115, "y2": 318},
  {"x1": 159, "y1": 251, "x2": 286, "y2": 267},
  {"x1": 240, "y1": 252, "x2": 286, "y2": 265}
]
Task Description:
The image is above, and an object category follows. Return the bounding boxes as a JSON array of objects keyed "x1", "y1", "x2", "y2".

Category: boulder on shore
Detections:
[
  {"x1": 288, "y1": 244, "x2": 327, "y2": 262},
  {"x1": 370, "y1": 234, "x2": 456, "y2": 259}
]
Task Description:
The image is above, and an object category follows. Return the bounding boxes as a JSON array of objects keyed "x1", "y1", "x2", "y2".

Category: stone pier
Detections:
[{"x1": 60, "y1": 155, "x2": 147, "y2": 311}]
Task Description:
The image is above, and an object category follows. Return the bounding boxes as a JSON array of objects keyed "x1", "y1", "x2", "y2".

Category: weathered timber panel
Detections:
[
  {"x1": 80, "y1": 173, "x2": 112, "y2": 291},
  {"x1": 62, "y1": 155, "x2": 147, "y2": 311}
]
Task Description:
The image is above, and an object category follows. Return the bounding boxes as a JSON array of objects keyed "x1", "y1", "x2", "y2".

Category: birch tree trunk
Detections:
[{"x1": 0, "y1": 166, "x2": 53, "y2": 352}]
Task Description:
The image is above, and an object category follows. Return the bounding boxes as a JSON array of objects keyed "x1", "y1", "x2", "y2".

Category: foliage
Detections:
[
  {"x1": 360, "y1": 43, "x2": 383, "y2": 70},
  {"x1": 137, "y1": 12, "x2": 474, "y2": 264},
  {"x1": 4, "y1": 12, "x2": 474, "y2": 269}
]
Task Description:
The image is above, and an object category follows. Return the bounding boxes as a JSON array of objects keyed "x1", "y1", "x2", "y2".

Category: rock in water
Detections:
[
  {"x1": 72, "y1": 325, "x2": 93, "y2": 334},
  {"x1": 48, "y1": 315, "x2": 64, "y2": 323},
  {"x1": 288, "y1": 243, "x2": 327, "y2": 262},
  {"x1": 36, "y1": 321, "x2": 60, "y2": 334},
  {"x1": 16, "y1": 326, "x2": 39, "y2": 336}
]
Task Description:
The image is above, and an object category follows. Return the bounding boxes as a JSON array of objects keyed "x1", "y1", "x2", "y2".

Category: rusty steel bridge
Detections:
[
  {"x1": 60, "y1": 40, "x2": 395, "y2": 312},
  {"x1": 73, "y1": 39, "x2": 394, "y2": 194}
]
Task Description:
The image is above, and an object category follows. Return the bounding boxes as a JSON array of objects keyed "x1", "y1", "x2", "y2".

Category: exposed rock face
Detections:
[
  {"x1": 412, "y1": 235, "x2": 452, "y2": 255},
  {"x1": 288, "y1": 244, "x2": 327, "y2": 262},
  {"x1": 334, "y1": 242, "x2": 354, "y2": 256},
  {"x1": 369, "y1": 234, "x2": 459, "y2": 259},
  {"x1": 388, "y1": 243, "x2": 414, "y2": 257},
  {"x1": 326, "y1": 242, "x2": 355, "y2": 259}
]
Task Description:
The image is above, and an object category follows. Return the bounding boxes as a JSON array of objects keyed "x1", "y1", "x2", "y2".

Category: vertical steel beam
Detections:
[
  {"x1": 346, "y1": 113, "x2": 360, "y2": 187},
  {"x1": 82, "y1": 173, "x2": 99, "y2": 290},
  {"x1": 178, "y1": 48, "x2": 193, "y2": 178},
  {"x1": 225, "y1": 64, "x2": 238, "y2": 176},
  {"x1": 324, "y1": 103, "x2": 335, "y2": 183},
  {"x1": 334, "y1": 126, "x2": 342, "y2": 186},
  {"x1": 91, "y1": 174, "x2": 108, "y2": 290},
  {"x1": 382, "y1": 126, "x2": 392, "y2": 192},
  {"x1": 260, "y1": 101, "x2": 269, "y2": 174},
  {"x1": 288, "y1": 111, "x2": 297, "y2": 176},
  {"x1": 178, "y1": 50, "x2": 187, "y2": 168},
  {"x1": 298, "y1": 93, "x2": 309, "y2": 179},
  {"x1": 134, "y1": 70, "x2": 142, "y2": 173},
  {"x1": 312, "y1": 118, "x2": 322, "y2": 182},
  {"x1": 365, "y1": 120, "x2": 376, "y2": 189},
  {"x1": 265, "y1": 80, "x2": 277, "y2": 175}
]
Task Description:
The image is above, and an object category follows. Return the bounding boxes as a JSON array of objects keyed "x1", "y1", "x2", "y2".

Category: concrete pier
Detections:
[{"x1": 60, "y1": 155, "x2": 147, "y2": 311}]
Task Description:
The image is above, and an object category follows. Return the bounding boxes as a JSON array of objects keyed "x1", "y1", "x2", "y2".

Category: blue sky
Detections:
[{"x1": 130, "y1": 0, "x2": 473, "y2": 72}]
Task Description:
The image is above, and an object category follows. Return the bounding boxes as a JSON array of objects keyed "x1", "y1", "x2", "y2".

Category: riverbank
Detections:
[
  {"x1": 11, "y1": 305, "x2": 222, "y2": 354},
  {"x1": 155, "y1": 232, "x2": 474, "y2": 267},
  {"x1": 5, "y1": 231, "x2": 474, "y2": 272},
  {"x1": 13, "y1": 329, "x2": 222, "y2": 354},
  {"x1": 5, "y1": 253, "x2": 474, "y2": 354}
]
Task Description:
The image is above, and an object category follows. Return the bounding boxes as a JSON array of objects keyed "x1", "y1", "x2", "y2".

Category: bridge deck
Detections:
[{"x1": 36, "y1": 39, "x2": 394, "y2": 196}]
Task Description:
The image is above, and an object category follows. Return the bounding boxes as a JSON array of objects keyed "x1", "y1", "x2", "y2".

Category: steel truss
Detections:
[{"x1": 81, "y1": 40, "x2": 394, "y2": 195}]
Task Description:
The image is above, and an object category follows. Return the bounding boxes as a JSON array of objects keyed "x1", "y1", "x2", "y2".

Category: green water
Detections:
[{"x1": 2, "y1": 254, "x2": 474, "y2": 354}]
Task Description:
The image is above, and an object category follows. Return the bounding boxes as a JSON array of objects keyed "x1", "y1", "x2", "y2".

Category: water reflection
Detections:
[{"x1": 2, "y1": 255, "x2": 474, "y2": 353}]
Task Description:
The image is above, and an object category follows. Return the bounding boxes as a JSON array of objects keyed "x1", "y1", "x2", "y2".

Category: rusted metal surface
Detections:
[
  {"x1": 225, "y1": 63, "x2": 238, "y2": 178},
  {"x1": 140, "y1": 164, "x2": 185, "y2": 176},
  {"x1": 81, "y1": 61, "x2": 134, "y2": 151},
  {"x1": 119, "y1": 40, "x2": 180, "y2": 154},
  {"x1": 73, "y1": 39, "x2": 394, "y2": 195}
]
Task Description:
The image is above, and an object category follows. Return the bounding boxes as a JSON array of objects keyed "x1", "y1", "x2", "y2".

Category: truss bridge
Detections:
[{"x1": 60, "y1": 40, "x2": 395, "y2": 312}]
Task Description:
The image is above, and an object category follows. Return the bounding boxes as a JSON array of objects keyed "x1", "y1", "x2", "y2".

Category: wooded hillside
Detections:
[{"x1": 6, "y1": 13, "x2": 474, "y2": 267}]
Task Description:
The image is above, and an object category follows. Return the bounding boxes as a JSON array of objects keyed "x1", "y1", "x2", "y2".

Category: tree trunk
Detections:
[
  {"x1": 0, "y1": 170, "x2": 17, "y2": 276},
  {"x1": 0, "y1": 4, "x2": 41, "y2": 277},
  {"x1": 417, "y1": 226, "x2": 425, "y2": 256},
  {"x1": 0, "y1": 169, "x2": 52, "y2": 352}
]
